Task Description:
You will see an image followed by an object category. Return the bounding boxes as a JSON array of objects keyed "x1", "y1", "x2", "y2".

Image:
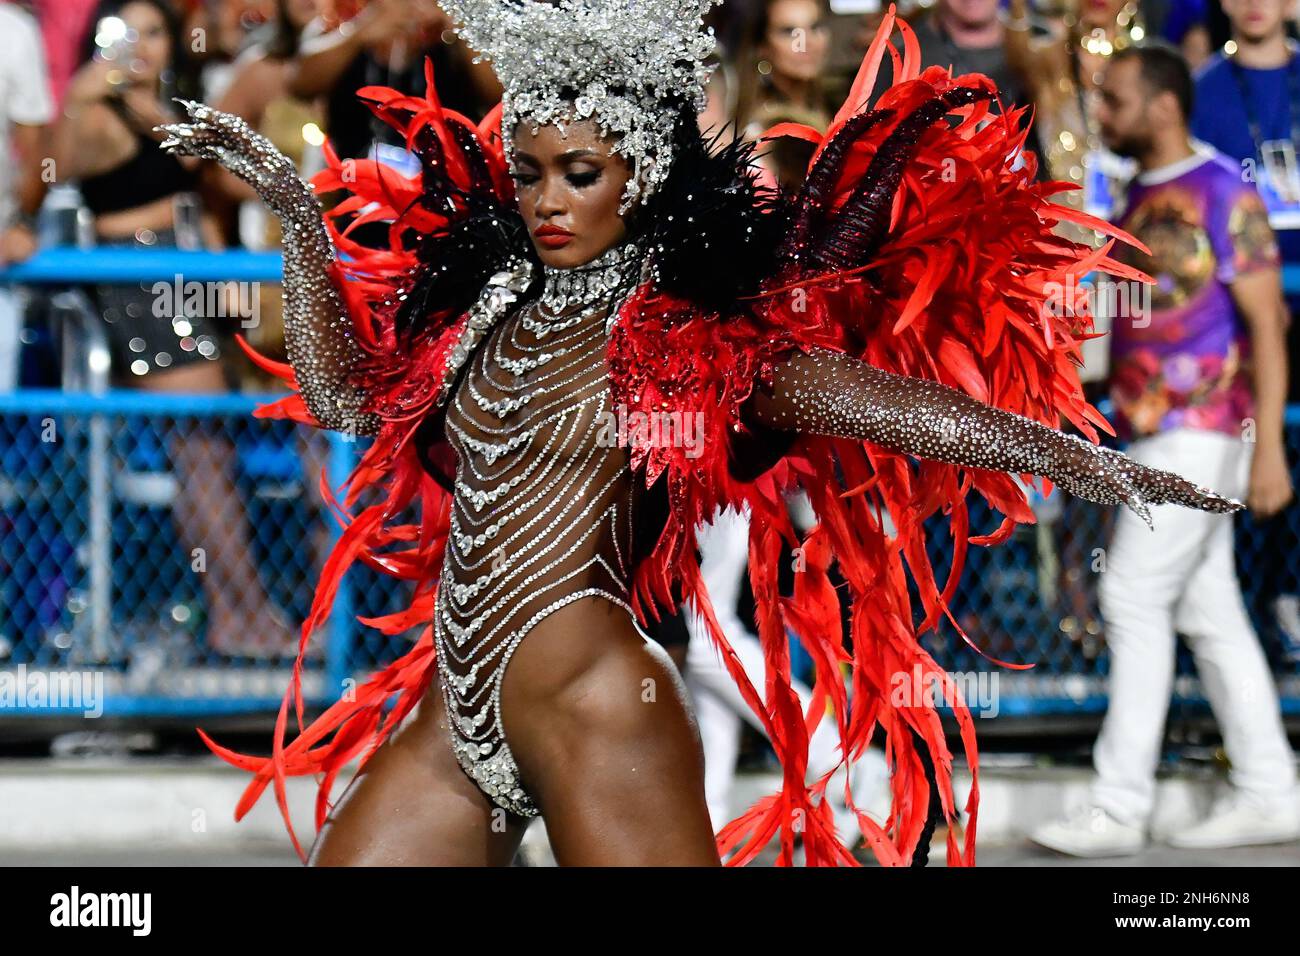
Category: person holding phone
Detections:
[{"x1": 289, "y1": 0, "x2": 501, "y2": 164}]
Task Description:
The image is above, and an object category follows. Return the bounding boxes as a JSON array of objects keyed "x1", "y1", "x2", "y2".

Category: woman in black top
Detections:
[{"x1": 54, "y1": 0, "x2": 296, "y2": 658}]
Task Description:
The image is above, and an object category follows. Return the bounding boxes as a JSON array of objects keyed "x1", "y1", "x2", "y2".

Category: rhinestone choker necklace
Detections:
[{"x1": 539, "y1": 241, "x2": 645, "y2": 315}]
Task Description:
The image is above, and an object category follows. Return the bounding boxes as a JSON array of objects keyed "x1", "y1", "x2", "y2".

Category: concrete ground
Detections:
[
  {"x1": 1, "y1": 755, "x2": 1296, "y2": 867},
  {"x1": 4, "y1": 841, "x2": 1297, "y2": 867}
]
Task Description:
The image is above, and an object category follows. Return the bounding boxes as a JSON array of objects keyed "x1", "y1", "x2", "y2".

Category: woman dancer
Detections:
[{"x1": 166, "y1": 1, "x2": 1237, "y2": 866}]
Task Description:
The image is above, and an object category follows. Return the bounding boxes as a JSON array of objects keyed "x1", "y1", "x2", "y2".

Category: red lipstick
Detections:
[{"x1": 534, "y1": 224, "x2": 575, "y2": 249}]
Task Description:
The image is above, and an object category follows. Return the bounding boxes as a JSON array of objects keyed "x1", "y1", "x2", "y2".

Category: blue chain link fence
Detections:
[
  {"x1": 920, "y1": 469, "x2": 1300, "y2": 718},
  {"x1": 1, "y1": 249, "x2": 1298, "y2": 723}
]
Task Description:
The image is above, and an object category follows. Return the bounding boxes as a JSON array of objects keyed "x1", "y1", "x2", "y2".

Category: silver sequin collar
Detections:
[{"x1": 539, "y1": 241, "x2": 645, "y2": 315}]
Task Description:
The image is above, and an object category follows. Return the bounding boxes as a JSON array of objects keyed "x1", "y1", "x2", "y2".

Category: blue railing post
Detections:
[{"x1": 325, "y1": 431, "x2": 358, "y2": 706}]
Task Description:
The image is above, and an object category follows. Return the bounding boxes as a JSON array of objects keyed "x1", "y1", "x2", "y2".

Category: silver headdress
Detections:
[{"x1": 438, "y1": 0, "x2": 721, "y2": 210}]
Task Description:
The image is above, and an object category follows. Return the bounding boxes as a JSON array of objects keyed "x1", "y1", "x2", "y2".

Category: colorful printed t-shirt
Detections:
[{"x1": 1108, "y1": 150, "x2": 1280, "y2": 440}]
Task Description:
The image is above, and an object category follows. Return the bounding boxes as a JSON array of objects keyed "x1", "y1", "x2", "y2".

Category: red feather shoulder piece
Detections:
[{"x1": 606, "y1": 8, "x2": 1145, "y2": 866}]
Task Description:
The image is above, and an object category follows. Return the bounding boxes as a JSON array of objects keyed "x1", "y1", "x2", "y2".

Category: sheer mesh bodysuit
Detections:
[{"x1": 435, "y1": 282, "x2": 641, "y2": 818}]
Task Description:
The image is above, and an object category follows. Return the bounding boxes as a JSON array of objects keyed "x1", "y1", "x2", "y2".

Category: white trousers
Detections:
[
  {"x1": 1092, "y1": 427, "x2": 1297, "y2": 826},
  {"x1": 684, "y1": 505, "x2": 887, "y2": 830}
]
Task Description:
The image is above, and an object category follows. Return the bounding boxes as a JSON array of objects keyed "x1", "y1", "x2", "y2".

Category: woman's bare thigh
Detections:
[
  {"x1": 308, "y1": 679, "x2": 531, "y2": 866},
  {"x1": 501, "y1": 597, "x2": 721, "y2": 866}
]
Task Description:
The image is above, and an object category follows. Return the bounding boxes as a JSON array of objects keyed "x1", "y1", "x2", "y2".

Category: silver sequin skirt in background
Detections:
[{"x1": 91, "y1": 228, "x2": 225, "y2": 379}]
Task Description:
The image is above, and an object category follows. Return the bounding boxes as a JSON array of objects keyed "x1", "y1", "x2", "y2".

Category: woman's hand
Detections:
[
  {"x1": 1048, "y1": 434, "x2": 1244, "y2": 528},
  {"x1": 157, "y1": 101, "x2": 377, "y2": 436},
  {"x1": 156, "y1": 100, "x2": 313, "y2": 222},
  {"x1": 64, "y1": 58, "x2": 120, "y2": 107}
]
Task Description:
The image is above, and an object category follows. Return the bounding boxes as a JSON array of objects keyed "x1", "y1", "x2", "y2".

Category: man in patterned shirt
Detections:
[{"x1": 1033, "y1": 42, "x2": 1300, "y2": 857}]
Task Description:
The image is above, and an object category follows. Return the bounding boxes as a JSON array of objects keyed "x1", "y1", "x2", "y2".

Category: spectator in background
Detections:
[
  {"x1": 1144, "y1": 0, "x2": 1214, "y2": 69},
  {"x1": 887, "y1": 0, "x2": 1033, "y2": 112},
  {"x1": 181, "y1": 0, "x2": 271, "y2": 102},
  {"x1": 210, "y1": 0, "x2": 337, "y2": 573},
  {"x1": 731, "y1": 0, "x2": 835, "y2": 189},
  {"x1": 734, "y1": 0, "x2": 835, "y2": 138},
  {"x1": 1032, "y1": 43, "x2": 1299, "y2": 857},
  {"x1": 0, "y1": 0, "x2": 53, "y2": 268},
  {"x1": 870, "y1": 0, "x2": 1043, "y2": 175},
  {"x1": 54, "y1": 0, "x2": 219, "y2": 373},
  {"x1": 289, "y1": 0, "x2": 499, "y2": 166},
  {"x1": 211, "y1": 0, "x2": 323, "y2": 259},
  {"x1": 54, "y1": 0, "x2": 298, "y2": 658},
  {"x1": 1194, "y1": 0, "x2": 1300, "y2": 657},
  {"x1": 0, "y1": 0, "x2": 54, "y2": 393},
  {"x1": 1193, "y1": 0, "x2": 1300, "y2": 261}
]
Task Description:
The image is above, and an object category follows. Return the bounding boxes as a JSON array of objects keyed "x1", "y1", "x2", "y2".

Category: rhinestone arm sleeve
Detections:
[
  {"x1": 275, "y1": 195, "x2": 380, "y2": 436},
  {"x1": 748, "y1": 346, "x2": 1242, "y2": 521},
  {"x1": 158, "y1": 102, "x2": 378, "y2": 435}
]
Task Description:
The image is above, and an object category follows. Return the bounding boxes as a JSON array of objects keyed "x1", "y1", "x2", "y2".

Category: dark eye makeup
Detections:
[{"x1": 509, "y1": 168, "x2": 603, "y2": 188}]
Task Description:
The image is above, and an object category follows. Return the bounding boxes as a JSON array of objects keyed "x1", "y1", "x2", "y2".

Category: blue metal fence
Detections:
[{"x1": 1, "y1": 247, "x2": 1298, "y2": 721}]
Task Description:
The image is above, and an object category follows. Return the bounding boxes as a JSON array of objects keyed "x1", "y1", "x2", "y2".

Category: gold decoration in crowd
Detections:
[{"x1": 1077, "y1": 1, "x2": 1145, "y2": 58}]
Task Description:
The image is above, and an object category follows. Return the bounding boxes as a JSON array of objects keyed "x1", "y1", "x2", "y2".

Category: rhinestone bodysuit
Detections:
[{"x1": 434, "y1": 243, "x2": 645, "y2": 816}]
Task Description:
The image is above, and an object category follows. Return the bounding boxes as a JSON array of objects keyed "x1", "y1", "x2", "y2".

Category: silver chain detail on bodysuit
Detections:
[{"x1": 435, "y1": 242, "x2": 645, "y2": 817}]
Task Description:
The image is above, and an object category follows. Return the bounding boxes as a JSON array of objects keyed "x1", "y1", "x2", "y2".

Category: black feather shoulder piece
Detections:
[
  {"x1": 639, "y1": 114, "x2": 791, "y2": 312},
  {"x1": 388, "y1": 116, "x2": 538, "y2": 341}
]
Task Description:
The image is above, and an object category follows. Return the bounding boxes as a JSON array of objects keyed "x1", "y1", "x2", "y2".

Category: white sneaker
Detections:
[
  {"x1": 1165, "y1": 795, "x2": 1300, "y2": 850},
  {"x1": 1029, "y1": 804, "x2": 1145, "y2": 858}
]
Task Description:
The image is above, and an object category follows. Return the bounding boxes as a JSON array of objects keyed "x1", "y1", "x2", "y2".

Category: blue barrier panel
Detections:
[
  {"x1": 5, "y1": 248, "x2": 1296, "y2": 293},
  {"x1": 0, "y1": 390, "x2": 390, "y2": 717},
  {"x1": 0, "y1": 247, "x2": 284, "y2": 284}
]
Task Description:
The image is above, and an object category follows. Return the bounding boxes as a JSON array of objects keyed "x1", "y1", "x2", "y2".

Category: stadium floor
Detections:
[{"x1": 3, "y1": 841, "x2": 1297, "y2": 866}]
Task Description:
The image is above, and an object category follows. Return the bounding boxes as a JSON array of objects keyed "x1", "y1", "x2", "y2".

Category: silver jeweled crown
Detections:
[{"x1": 437, "y1": 0, "x2": 721, "y2": 211}]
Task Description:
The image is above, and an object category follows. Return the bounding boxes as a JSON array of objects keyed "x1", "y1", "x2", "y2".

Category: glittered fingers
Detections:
[
  {"x1": 1049, "y1": 438, "x2": 1243, "y2": 528},
  {"x1": 157, "y1": 100, "x2": 306, "y2": 218},
  {"x1": 156, "y1": 101, "x2": 378, "y2": 436},
  {"x1": 750, "y1": 346, "x2": 1245, "y2": 529}
]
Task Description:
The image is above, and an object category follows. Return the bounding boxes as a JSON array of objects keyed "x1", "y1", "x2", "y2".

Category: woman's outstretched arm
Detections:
[
  {"x1": 158, "y1": 102, "x2": 379, "y2": 436},
  {"x1": 747, "y1": 346, "x2": 1241, "y2": 524}
]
